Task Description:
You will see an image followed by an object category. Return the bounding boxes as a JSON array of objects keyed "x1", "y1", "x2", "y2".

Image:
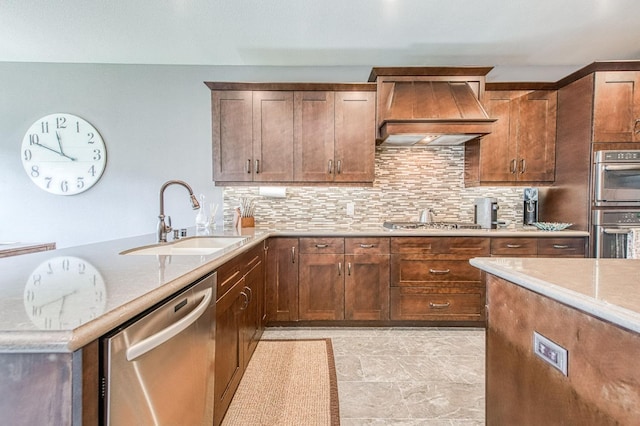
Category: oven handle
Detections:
[
  {"x1": 603, "y1": 165, "x2": 640, "y2": 172},
  {"x1": 126, "y1": 287, "x2": 212, "y2": 361},
  {"x1": 602, "y1": 228, "x2": 634, "y2": 235}
]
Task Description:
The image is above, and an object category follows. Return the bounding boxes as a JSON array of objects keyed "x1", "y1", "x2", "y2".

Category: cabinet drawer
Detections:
[
  {"x1": 300, "y1": 238, "x2": 344, "y2": 254},
  {"x1": 537, "y1": 238, "x2": 586, "y2": 257},
  {"x1": 391, "y1": 256, "x2": 483, "y2": 286},
  {"x1": 216, "y1": 256, "x2": 244, "y2": 301},
  {"x1": 390, "y1": 286, "x2": 485, "y2": 321},
  {"x1": 491, "y1": 238, "x2": 537, "y2": 256},
  {"x1": 391, "y1": 237, "x2": 489, "y2": 259},
  {"x1": 345, "y1": 237, "x2": 390, "y2": 255}
]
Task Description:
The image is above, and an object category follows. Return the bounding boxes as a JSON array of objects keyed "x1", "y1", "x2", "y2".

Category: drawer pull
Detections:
[
  {"x1": 429, "y1": 268, "x2": 450, "y2": 275},
  {"x1": 429, "y1": 302, "x2": 451, "y2": 309},
  {"x1": 291, "y1": 246, "x2": 296, "y2": 263},
  {"x1": 246, "y1": 159, "x2": 251, "y2": 174},
  {"x1": 239, "y1": 291, "x2": 249, "y2": 310},
  {"x1": 347, "y1": 262, "x2": 352, "y2": 276},
  {"x1": 359, "y1": 244, "x2": 375, "y2": 248},
  {"x1": 338, "y1": 262, "x2": 342, "y2": 276},
  {"x1": 243, "y1": 285, "x2": 252, "y2": 303},
  {"x1": 315, "y1": 244, "x2": 329, "y2": 248},
  {"x1": 506, "y1": 244, "x2": 522, "y2": 248},
  {"x1": 553, "y1": 244, "x2": 570, "y2": 249},
  {"x1": 328, "y1": 159, "x2": 333, "y2": 174}
]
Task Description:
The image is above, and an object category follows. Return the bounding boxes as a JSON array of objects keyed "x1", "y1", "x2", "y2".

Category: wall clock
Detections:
[
  {"x1": 23, "y1": 256, "x2": 107, "y2": 330},
  {"x1": 21, "y1": 113, "x2": 107, "y2": 195}
]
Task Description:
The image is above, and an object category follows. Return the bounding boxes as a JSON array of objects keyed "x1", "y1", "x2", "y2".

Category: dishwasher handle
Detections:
[{"x1": 126, "y1": 287, "x2": 213, "y2": 361}]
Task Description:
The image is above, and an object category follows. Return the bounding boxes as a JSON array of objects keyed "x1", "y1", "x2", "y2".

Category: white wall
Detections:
[{"x1": 0, "y1": 63, "x2": 370, "y2": 248}]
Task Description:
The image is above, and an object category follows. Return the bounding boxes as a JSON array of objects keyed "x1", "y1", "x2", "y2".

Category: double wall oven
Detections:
[{"x1": 593, "y1": 151, "x2": 640, "y2": 258}]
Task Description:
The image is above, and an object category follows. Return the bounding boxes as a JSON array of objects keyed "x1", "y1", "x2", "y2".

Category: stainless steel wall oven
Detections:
[
  {"x1": 593, "y1": 210, "x2": 640, "y2": 258},
  {"x1": 593, "y1": 150, "x2": 640, "y2": 206}
]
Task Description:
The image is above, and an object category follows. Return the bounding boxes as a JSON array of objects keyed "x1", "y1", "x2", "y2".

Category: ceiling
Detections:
[{"x1": 2, "y1": 0, "x2": 639, "y2": 81}]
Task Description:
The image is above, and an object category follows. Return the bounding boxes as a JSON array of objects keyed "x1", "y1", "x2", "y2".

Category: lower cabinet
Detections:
[
  {"x1": 390, "y1": 237, "x2": 490, "y2": 323},
  {"x1": 265, "y1": 238, "x2": 299, "y2": 321},
  {"x1": 213, "y1": 243, "x2": 264, "y2": 426}
]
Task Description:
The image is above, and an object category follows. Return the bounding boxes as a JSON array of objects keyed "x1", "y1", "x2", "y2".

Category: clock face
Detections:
[
  {"x1": 24, "y1": 256, "x2": 107, "y2": 330},
  {"x1": 21, "y1": 113, "x2": 107, "y2": 195}
]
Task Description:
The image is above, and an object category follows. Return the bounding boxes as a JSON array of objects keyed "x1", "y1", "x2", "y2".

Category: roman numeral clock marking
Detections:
[{"x1": 21, "y1": 113, "x2": 107, "y2": 195}]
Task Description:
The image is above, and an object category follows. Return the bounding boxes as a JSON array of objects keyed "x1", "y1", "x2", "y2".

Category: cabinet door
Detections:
[
  {"x1": 212, "y1": 91, "x2": 253, "y2": 182},
  {"x1": 242, "y1": 248, "x2": 264, "y2": 368},
  {"x1": 253, "y1": 91, "x2": 294, "y2": 182},
  {"x1": 344, "y1": 254, "x2": 389, "y2": 320},
  {"x1": 293, "y1": 91, "x2": 335, "y2": 182},
  {"x1": 265, "y1": 238, "x2": 299, "y2": 322},
  {"x1": 593, "y1": 71, "x2": 640, "y2": 143},
  {"x1": 298, "y1": 253, "x2": 344, "y2": 320},
  {"x1": 479, "y1": 91, "x2": 518, "y2": 182},
  {"x1": 213, "y1": 279, "x2": 244, "y2": 426},
  {"x1": 334, "y1": 91, "x2": 376, "y2": 182},
  {"x1": 515, "y1": 90, "x2": 557, "y2": 182}
]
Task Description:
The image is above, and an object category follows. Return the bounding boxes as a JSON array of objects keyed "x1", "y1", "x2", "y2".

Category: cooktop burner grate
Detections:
[{"x1": 382, "y1": 221, "x2": 481, "y2": 230}]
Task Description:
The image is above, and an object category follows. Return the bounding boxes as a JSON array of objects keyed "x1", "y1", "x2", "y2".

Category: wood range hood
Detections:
[{"x1": 369, "y1": 67, "x2": 496, "y2": 146}]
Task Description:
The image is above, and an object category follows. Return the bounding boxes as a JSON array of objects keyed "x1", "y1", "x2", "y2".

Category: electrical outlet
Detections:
[
  {"x1": 346, "y1": 202, "x2": 355, "y2": 216},
  {"x1": 533, "y1": 332, "x2": 568, "y2": 376}
]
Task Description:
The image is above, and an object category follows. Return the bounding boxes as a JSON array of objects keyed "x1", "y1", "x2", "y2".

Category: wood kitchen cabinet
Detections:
[
  {"x1": 294, "y1": 91, "x2": 375, "y2": 183},
  {"x1": 491, "y1": 237, "x2": 587, "y2": 258},
  {"x1": 297, "y1": 237, "x2": 389, "y2": 321},
  {"x1": 211, "y1": 90, "x2": 293, "y2": 183},
  {"x1": 265, "y1": 238, "x2": 299, "y2": 322},
  {"x1": 207, "y1": 82, "x2": 376, "y2": 185},
  {"x1": 466, "y1": 89, "x2": 557, "y2": 185},
  {"x1": 298, "y1": 238, "x2": 345, "y2": 321},
  {"x1": 213, "y1": 243, "x2": 265, "y2": 426},
  {"x1": 390, "y1": 237, "x2": 489, "y2": 323},
  {"x1": 593, "y1": 71, "x2": 640, "y2": 143}
]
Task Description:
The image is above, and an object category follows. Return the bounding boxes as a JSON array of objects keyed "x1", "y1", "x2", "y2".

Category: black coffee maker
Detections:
[{"x1": 523, "y1": 188, "x2": 539, "y2": 225}]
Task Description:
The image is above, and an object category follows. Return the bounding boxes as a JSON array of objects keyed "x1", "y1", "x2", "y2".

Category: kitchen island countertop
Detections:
[
  {"x1": 470, "y1": 257, "x2": 640, "y2": 335},
  {"x1": 0, "y1": 225, "x2": 588, "y2": 353}
]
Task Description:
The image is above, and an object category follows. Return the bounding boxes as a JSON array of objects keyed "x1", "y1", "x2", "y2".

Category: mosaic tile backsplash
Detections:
[{"x1": 223, "y1": 146, "x2": 530, "y2": 228}]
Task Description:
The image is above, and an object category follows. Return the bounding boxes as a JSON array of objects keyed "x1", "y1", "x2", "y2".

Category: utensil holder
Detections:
[{"x1": 240, "y1": 216, "x2": 255, "y2": 228}]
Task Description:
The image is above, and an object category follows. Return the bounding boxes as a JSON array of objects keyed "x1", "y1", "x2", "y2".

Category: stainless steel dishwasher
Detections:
[{"x1": 101, "y1": 272, "x2": 216, "y2": 425}]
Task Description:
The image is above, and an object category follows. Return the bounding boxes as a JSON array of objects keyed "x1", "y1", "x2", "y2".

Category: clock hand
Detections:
[{"x1": 33, "y1": 140, "x2": 77, "y2": 161}]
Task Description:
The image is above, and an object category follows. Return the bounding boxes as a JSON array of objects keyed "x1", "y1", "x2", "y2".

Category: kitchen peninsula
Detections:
[
  {"x1": 0, "y1": 225, "x2": 587, "y2": 424},
  {"x1": 470, "y1": 257, "x2": 640, "y2": 424}
]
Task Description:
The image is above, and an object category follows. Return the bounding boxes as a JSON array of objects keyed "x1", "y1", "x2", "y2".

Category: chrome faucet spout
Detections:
[{"x1": 157, "y1": 180, "x2": 200, "y2": 243}]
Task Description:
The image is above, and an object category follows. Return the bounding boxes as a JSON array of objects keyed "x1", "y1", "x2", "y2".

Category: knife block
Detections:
[{"x1": 240, "y1": 216, "x2": 255, "y2": 228}]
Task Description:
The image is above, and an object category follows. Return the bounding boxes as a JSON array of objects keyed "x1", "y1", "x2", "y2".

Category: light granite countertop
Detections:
[
  {"x1": 470, "y1": 257, "x2": 640, "y2": 335},
  {"x1": 0, "y1": 224, "x2": 588, "y2": 353}
]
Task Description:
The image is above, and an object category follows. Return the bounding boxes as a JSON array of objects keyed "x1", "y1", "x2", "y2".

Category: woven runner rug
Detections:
[{"x1": 221, "y1": 338, "x2": 340, "y2": 426}]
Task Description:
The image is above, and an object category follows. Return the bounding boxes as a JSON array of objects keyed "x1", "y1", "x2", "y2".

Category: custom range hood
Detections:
[{"x1": 369, "y1": 67, "x2": 496, "y2": 146}]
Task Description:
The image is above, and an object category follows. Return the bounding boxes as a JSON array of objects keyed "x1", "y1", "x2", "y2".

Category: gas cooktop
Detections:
[{"x1": 382, "y1": 221, "x2": 481, "y2": 230}]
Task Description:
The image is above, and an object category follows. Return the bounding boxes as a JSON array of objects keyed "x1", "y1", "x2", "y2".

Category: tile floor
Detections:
[{"x1": 261, "y1": 327, "x2": 486, "y2": 425}]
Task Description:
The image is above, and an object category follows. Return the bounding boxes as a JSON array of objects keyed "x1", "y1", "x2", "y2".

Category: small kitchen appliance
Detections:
[
  {"x1": 474, "y1": 197, "x2": 499, "y2": 229},
  {"x1": 523, "y1": 188, "x2": 539, "y2": 225}
]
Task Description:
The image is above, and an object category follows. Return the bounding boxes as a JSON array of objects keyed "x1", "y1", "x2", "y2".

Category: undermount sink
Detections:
[{"x1": 121, "y1": 236, "x2": 248, "y2": 256}]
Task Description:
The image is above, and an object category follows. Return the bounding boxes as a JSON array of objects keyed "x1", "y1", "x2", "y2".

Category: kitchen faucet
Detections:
[{"x1": 157, "y1": 180, "x2": 200, "y2": 242}]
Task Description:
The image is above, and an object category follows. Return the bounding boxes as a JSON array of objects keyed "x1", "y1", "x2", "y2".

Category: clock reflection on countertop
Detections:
[{"x1": 24, "y1": 256, "x2": 107, "y2": 330}]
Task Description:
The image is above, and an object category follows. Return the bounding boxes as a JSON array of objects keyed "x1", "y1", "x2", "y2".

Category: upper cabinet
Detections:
[
  {"x1": 206, "y1": 83, "x2": 376, "y2": 186},
  {"x1": 593, "y1": 71, "x2": 640, "y2": 143},
  {"x1": 465, "y1": 89, "x2": 557, "y2": 185}
]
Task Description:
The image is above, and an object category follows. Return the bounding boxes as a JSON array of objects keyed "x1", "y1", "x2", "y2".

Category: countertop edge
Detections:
[{"x1": 470, "y1": 257, "x2": 640, "y2": 335}]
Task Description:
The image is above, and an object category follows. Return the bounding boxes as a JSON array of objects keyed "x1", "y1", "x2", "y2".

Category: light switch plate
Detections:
[{"x1": 533, "y1": 331, "x2": 568, "y2": 376}]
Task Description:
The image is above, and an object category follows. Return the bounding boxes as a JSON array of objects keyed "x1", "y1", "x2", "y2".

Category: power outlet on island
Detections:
[
  {"x1": 346, "y1": 202, "x2": 355, "y2": 217},
  {"x1": 533, "y1": 331, "x2": 568, "y2": 376}
]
